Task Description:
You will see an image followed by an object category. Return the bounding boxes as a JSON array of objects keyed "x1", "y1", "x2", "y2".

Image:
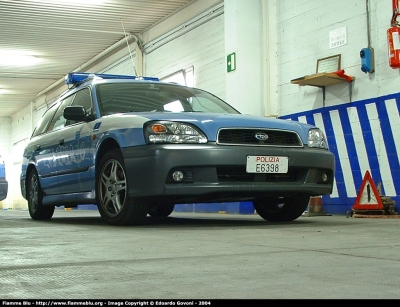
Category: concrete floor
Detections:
[{"x1": 1, "y1": 208, "x2": 400, "y2": 299}]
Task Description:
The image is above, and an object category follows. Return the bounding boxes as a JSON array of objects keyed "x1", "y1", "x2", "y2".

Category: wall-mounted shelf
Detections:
[{"x1": 291, "y1": 72, "x2": 355, "y2": 105}]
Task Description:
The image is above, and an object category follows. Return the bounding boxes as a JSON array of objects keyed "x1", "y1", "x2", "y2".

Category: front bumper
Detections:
[{"x1": 122, "y1": 143, "x2": 335, "y2": 203}]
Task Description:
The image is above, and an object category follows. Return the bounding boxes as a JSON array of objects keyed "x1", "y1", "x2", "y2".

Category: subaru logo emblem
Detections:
[{"x1": 255, "y1": 132, "x2": 268, "y2": 141}]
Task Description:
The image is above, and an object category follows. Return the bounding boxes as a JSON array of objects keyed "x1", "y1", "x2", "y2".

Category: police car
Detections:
[
  {"x1": 20, "y1": 72, "x2": 335, "y2": 225},
  {"x1": 0, "y1": 155, "x2": 7, "y2": 201}
]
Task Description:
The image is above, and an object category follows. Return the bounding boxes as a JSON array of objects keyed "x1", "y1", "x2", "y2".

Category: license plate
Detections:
[{"x1": 246, "y1": 156, "x2": 288, "y2": 173}]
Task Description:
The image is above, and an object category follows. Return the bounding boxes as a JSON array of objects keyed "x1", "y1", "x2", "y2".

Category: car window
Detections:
[
  {"x1": 65, "y1": 88, "x2": 93, "y2": 126},
  {"x1": 72, "y1": 88, "x2": 92, "y2": 110},
  {"x1": 46, "y1": 94, "x2": 75, "y2": 133},
  {"x1": 96, "y1": 83, "x2": 239, "y2": 115},
  {"x1": 31, "y1": 102, "x2": 60, "y2": 138}
]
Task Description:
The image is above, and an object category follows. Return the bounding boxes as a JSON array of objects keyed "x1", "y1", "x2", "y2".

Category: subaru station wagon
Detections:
[
  {"x1": 20, "y1": 72, "x2": 335, "y2": 225},
  {"x1": 0, "y1": 155, "x2": 7, "y2": 201}
]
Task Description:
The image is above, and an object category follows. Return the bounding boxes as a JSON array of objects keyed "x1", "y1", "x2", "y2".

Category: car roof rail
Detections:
[{"x1": 64, "y1": 72, "x2": 159, "y2": 85}]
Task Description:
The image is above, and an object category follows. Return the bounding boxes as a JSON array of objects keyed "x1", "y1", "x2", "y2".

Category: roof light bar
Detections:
[{"x1": 64, "y1": 72, "x2": 159, "y2": 85}]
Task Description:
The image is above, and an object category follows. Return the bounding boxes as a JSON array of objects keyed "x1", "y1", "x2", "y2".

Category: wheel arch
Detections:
[
  {"x1": 94, "y1": 138, "x2": 121, "y2": 193},
  {"x1": 22, "y1": 163, "x2": 37, "y2": 198},
  {"x1": 95, "y1": 138, "x2": 121, "y2": 171}
]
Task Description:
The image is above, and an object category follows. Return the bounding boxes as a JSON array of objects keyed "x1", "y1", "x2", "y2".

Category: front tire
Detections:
[
  {"x1": 253, "y1": 194, "x2": 309, "y2": 222},
  {"x1": 27, "y1": 169, "x2": 55, "y2": 220},
  {"x1": 96, "y1": 149, "x2": 148, "y2": 226}
]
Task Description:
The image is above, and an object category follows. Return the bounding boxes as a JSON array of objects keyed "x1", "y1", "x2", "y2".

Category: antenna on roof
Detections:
[{"x1": 121, "y1": 19, "x2": 137, "y2": 76}]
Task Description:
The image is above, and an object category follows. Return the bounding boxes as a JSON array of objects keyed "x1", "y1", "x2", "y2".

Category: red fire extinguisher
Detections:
[{"x1": 388, "y1": 0, "x2": 400, "y2": 68}]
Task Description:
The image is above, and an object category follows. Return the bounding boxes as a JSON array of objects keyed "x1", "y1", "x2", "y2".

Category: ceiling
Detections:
[{"x1": 0, "y1": 0, "x2": 194, "y2": 117}]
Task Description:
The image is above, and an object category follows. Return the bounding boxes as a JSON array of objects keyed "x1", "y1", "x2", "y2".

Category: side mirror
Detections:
[{"x1": 64, "y1": 106, "x2": 91, "y2": 122}]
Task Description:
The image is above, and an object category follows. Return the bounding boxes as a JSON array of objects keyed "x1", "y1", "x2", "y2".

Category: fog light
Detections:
[
  {"x1": 321, "y1": 173, "x2": 328, "y2": 183},
  {"x1": 172, "y1": 171, "x2": 185, "y2": 182}
]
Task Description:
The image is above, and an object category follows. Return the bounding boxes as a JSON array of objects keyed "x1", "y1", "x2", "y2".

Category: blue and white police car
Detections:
[
  {"x1": 20, "y1": 72, "x2": 335, "y2": 225},
  {"x1": 0, "y1": 155, "x2": 7, "y2": 201}
]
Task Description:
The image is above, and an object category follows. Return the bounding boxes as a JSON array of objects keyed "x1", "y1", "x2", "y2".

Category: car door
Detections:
[
  {"x1": 27, "y1": 101, "x2": 65, "y2": 196},
  {"x1": 57, "y1": 87, "x2": 95, "y2": 194},
  {"x1": 34, "y1": 97, "x2": 76, "y2": 195}
]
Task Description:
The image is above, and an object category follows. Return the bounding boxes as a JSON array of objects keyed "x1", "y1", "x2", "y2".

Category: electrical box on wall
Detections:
[{"x1": 360, "y1": 47, "x2": 374, "y2": 73}]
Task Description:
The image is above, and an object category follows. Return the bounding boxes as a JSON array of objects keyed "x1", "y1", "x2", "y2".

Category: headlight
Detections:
[
  {"x1": 144, "y1": 121, "x2": 208, "y2": 144},
  {"x1": 308, "y1": 128, "x2": 328, "y2": 149}
]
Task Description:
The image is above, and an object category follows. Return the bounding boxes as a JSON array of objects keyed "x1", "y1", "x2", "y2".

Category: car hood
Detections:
[{"x1": 107, "y1": 112, "x2": 314, "y2": 143}]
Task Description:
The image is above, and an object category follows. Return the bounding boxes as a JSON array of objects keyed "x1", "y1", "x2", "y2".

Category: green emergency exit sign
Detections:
[{"x1": 227, "y1": 52, "x2": 236, "y2": 72}]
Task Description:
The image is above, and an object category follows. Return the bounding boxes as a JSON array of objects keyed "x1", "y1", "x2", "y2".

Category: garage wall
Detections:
[
  {"x1": 276, "y1": 0, "x2": 400, "y2": 213},
  {"x1": 278, "y1": 0, "x2": 391, "y2": 113},
  {"x1": 101, "y1": 9, "x2": 225, "y2": 98},
  {"x1": 100, "y1": 56, "x2": 138, "y2": 76},
  {"x1": 0, "y1": 118, "x2": 11, "y2": 166},
  {"x1": 0, "y1": 118, "x2": 11, "y2": 206},
  {"x1": 144, "y1": 7, "x2": 225, "y2": 99}
]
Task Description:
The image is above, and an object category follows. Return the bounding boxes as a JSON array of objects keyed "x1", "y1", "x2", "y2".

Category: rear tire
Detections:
[
  {"x1": 253, "y1": 194, "x2": 309, "y2": 222},
  {"x1": 27, "y1": 169, "x2": 55, "y2": 220},
  {"x1": 148, "y1": 202, "x2": 175, "y2": 217},
  {"x1": 96, "y1": 149, "x2": 148, "y2": 226}
]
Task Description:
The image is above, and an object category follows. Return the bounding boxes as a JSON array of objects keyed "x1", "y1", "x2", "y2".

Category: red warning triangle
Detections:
[{"x1": 353, "y1": 170, "x2": 383, "y2": 210}]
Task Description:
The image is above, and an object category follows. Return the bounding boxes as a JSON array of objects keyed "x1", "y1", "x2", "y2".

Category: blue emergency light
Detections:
[{"x1": 64, "y1": 72, "x2": 159, "y2": 85}]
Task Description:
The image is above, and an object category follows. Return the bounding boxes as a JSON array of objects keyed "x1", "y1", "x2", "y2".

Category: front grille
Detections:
[{"x1": 217, "y1": 128, "x2": 302, "y2": 146}]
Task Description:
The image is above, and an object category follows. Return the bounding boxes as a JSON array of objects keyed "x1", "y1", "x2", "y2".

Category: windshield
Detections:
[{"x1": 96, "y1": 82, "x2": 240, "y2": 116}]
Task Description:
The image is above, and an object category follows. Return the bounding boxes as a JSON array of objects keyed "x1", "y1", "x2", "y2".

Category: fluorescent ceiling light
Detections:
[
  {"x1": 0, "y1": 51, "x2": 41, "y2": 67},
  {"x1": 43, "y1": 0, "x2": 105, "y2": 4}
]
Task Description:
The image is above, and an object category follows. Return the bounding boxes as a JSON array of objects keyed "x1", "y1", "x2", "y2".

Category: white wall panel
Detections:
[
  {"x1": 144, "y1": 14, "x2": 225, "y2": 99},
  {"x1": 0, "y1": 118, "x2": 11, "y2": 161},
  {"x1": 278, "y1": 0, "x2": 392, "y2": 116},
  {"x1": 6, "y1": 108, "x2": 33, "y2": 209},
  {"x1": 0, "y1": 117, "x2": 12, "y2": 208},
  {"x1": 101, "y1": 55, "x2": 138, "y2": 76}
]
